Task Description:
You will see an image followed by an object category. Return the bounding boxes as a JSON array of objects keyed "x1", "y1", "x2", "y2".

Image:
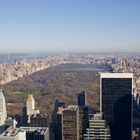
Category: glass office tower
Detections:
[
  {"x1": 100, "y1": 73, "x2": 133, "y2": 140},
  {"x1": 78, "y1": 91, "x2": 87, "y2": 106}
]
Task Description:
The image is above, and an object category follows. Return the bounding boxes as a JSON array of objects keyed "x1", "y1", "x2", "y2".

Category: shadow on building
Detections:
[{"x1": 112, "y1": 94, "x2": 132, "y2": 140}]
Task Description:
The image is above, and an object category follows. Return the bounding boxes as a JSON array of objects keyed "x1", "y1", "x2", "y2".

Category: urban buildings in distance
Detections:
[{"x1": 0, "y1": 52, "x2": 140, "y2": 139}]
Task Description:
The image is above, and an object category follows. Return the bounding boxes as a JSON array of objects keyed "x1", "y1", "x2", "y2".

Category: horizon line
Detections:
[{"x1": 0, "y1": 51, "x2": 140, "y2": 55}]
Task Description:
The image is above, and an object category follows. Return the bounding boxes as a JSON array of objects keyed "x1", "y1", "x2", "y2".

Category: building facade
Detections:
[
  {"x1": 62, "y1": 105, "x2": 79, "y2": 140},
  {"x1": 77, "y1": 91, "x2": 89, "y2": 140},
  {"x1": 78, "y1": 91, "x2": 87, "y2": 106},
  {"x1": 26, "y1": 94, "x2": 39, "y2": 123},
  {"x1": 84, "y1": 113, "x2": 111, "y2": 140},
  {"x1": 0, "y1": 127, "x2": 49, "y2": 140},
  {"x1": 0, "y1": 127, "x2": 26, "y2": 140},
  {"x1": 0, "y1": 89, "x2": 7, "y2": 134},
  {"x1": 79, "y1": 106, "x2": 89, "y2": 140},
  {"x1": 100, "y1": 73, "x2": 133, "y2": 140},
  {"x1": 30, "y1": 114, "x2": 49, "y2": 127}
]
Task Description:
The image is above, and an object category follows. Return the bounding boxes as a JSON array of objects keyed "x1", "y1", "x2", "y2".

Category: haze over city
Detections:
[{"x1": 0, "y1": 0, "x2": 140, "y2": 53}]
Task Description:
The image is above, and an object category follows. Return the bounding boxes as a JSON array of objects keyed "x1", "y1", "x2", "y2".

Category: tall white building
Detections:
[
  {"x1": 0, "y1": 89, "x2": 7, "y2": 133},
  {"x1": 26, "y1": 94, "x2": 39, "y2": 123}
]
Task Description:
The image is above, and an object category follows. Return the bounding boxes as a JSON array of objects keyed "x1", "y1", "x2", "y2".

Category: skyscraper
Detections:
[
  {"x1": 100, "y1": 73, "x2": 133, "y2": 140},
  {"x1": 26, "y1": 94, "x2": 40, "y2": 123},
  {"x1": 77, "y1": 91, "x2": 89, "y2": 140},
  {"x1": 78, "y1": 91, "x2": 87, "y2": 106},
  {"x1": 53, "y1": 100, "x2": 65, "y2": 140},
  {"x1": 30, "y1": 114, "x2": 49, "y2": 127},
  {"x1": 0, "y1": 89, "x2": 7, "y2": 134},
  {"x1": 62, "y1": 105, "x2": 79, "y2": 140},
  {"x1": 84, "y1": 113, "x2": 111, "y2": 140},
  {"x1": 26, "y1": 94, "x2": 35, "y2": 116},
  {"x1": 79, "y1": 106, "x2": 89, "y2": 140}
]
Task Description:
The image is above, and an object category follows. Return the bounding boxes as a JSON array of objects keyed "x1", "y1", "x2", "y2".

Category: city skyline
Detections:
[
  {"x1": 0, "y1": 51, "x2": 140, "y2": 139},
  {"x1": 0, "y1": 0, "x2": 140, "y2": 53}
]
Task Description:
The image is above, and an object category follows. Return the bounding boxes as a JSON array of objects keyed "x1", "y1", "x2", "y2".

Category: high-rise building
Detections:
[
  {"x1": 78, "y1": 91, "x2": 87, "y2": 106},
  {"x1": 54, "y1": 106, "x2": 65, "y2": 140},
  {"x1": 5, "y1": 117, "x2": 17, "y2": 130},
  {"x1": 84, "y1": 113, "x2": 111, "y2": 140},
  {"x1": 52, "y1": 100, "x2": 65, "y2": 140},
  {"x1": 30, "y1": 114, "x2": 49, "y2": 127},
  {"x1": 62, "y1": 105, "x2": 79, "y2": 140},
  {"x1": 0, "y1": 127, "x2": 49, "y2": 140},
  {"x1": 0, "y1": 127, "x2": 26, "y2": 140},
  {"x1": 26, "y1": 94, "x2": 35, "y2": 115},
  {"x1": 79, "y1": 106, "x2": 89, "y2": 140},
  {"x1": 26, "y1": 94, "x2": 40, "y2": 123},
  {"x1": 0, "y1": 89, "x2": 7, "y2": 134},
  {"x1": 100, "y1": 73, "x2": 133, "y2": 140},
  {"x1": 77, "y1": 91, "x2": 89, "y2": 140},
  {"x1": 53, "y1": 100, "x2": 65, "y2": 123},
  {"x1": 22, "y1": 127, "x2": 49, "y2": 140}
]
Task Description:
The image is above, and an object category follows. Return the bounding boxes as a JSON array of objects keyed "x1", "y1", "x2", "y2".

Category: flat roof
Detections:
[
  {"x1": 0, "y1": 127, "x2": 23, "y2": 137},
  {"x1": 64, "y1": 105, "x2": 78, "y2": 111},
  {"x1": 20, "y1": 127, "x2": 49, "y2": 133},
  {"x1": 100, "y1": 73, "x2": 133, "y2": 78},
  {"x1": 0, "y1": 127, "x2": 49, "y2": 137}
]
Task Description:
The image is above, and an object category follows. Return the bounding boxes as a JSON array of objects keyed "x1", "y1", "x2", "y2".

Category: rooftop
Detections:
[
  {"x1": 66, "y1": 105, "x2": 79, "y2": 111},
  {"x1": 30, "y1": 113, "x2": 48, "y2": 118},
  {"x1": 100, "y1": 73, "x2": 133, "y2": 78},
  {"x1": 0, "y1": 127, "x2": 49, "y2": 137}
]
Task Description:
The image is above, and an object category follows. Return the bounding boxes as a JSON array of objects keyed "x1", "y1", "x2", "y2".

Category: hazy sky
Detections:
[{"x1": 0, "y1": 0, "x2": 140, "y2": 53}]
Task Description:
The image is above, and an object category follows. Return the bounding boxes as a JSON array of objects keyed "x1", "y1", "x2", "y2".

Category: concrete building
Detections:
[
  {"x1": 26, "y1": 94, "x2": 39, "y2": 123},
  {"x1": 84, "y1": 113, "x2": 111, "y2": 140},
  {"x1": 5, "y1": 117, "x2": 17, "y2": 130},
  {"x1": 0, "y1": 89, "x2": 7, "y2": 134},
  {"x1": 62, "y1": 105, "x2": 79, "y2": 140},
  {"x1": 21, "y1": 127, "x2": 49, "y2": 140},
  {"x1": 0, "y1": 127, "x2": 49, "y2": 140},
  {"x1": 0, "y1": 127, "x2": 26, "y2": 140},
  {"x1": 30, "y1": 114, "x2": 49, "y2": 127}
]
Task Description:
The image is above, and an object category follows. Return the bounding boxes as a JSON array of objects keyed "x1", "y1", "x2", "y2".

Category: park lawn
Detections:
[{"x1": 12, "y1": 91, "x2": 40, "y2": 99}]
